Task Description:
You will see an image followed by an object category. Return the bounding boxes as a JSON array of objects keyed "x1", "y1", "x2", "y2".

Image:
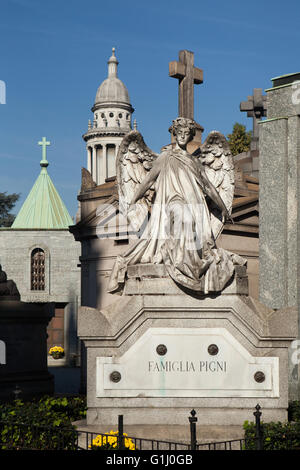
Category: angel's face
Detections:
[{"x1": 175, "y1": 126, "x2": 192, "y2": 149}]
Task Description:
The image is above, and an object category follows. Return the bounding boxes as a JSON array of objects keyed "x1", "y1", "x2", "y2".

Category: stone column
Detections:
[
  {"x1": 92, "y1": 146, "x2": 97, "y2": 184},
  {"x1": 87, "y1": 147, "x2": 92, "y2": 174},
  {"x1": 116, "y1": 143, "x2": 120, "y2": 158},
  {"x1": 259, "y1": 73, "x2": 300, "y2": 310},
  {"x1": 259, "y1": 72, "x2": 300, "y2": 400},
  {"x1": 102, "y1": 144, "x2": 107, "y2": 184}
]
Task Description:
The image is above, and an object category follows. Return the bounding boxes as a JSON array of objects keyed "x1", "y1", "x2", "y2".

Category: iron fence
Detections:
[
  {"x1": 0, "y1": 404, "x2": 298, "y2": 451},
  {"x1": 77, "y1": 429, "x2": 192, "y2": 451}
]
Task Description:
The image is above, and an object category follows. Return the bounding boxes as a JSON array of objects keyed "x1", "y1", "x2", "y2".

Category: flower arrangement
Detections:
[
  {"x1": 89, "y1": 430, "x2": 136, "y2": 450},
  {"x1": 49, "y1": 346, "x2": 64, "y2": 359}
]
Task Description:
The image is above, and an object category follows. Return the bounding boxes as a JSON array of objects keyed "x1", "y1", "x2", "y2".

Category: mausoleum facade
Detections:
[{"x1": 0, "y1": 141, "x2": 81, "y2": 367}]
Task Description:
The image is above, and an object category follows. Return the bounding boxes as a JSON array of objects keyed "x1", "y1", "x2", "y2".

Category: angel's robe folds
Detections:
[{"x1": 108, "y1": 149, "x2": 245, "y2": 294}]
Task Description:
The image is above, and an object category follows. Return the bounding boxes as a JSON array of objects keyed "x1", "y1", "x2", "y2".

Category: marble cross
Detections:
[
  {"x1": 169, "y1": 50, "x2": 203, "y2": 120},
  {"x1": 240, "y1": 89, "x2": 267, "y2": 149},
  {"x1": 38, "y1": 136, "x2": 51, "y2": 161}
]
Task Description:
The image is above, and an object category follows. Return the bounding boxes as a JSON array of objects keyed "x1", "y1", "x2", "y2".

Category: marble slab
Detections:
[{"x1": 96, "y1": 327, "x2": 279, "y2": 398}]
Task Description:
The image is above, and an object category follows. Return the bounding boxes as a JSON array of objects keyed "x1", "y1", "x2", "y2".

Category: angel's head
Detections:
[{"x1": 170, "y1": 117, "x2": 196, "y2": 149}]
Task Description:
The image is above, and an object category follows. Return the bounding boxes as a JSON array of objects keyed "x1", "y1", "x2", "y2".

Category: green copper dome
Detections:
[{"x1": 11, "y1": 138, "x2": 73, "y2": 229}]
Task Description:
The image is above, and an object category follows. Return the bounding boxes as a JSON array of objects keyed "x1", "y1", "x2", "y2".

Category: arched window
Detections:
[{"x1": 31, "y1": 248, "x2": 45, "y2": 291}]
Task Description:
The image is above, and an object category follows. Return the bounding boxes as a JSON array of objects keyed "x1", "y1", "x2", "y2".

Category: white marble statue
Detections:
[{"x1": 108, "y1": 117, "x2": 245, "y2": 294}]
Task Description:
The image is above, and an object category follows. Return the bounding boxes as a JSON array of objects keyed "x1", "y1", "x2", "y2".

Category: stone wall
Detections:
[{"x1": 0, "y1": 228, "x2": 81, "y2": 364}]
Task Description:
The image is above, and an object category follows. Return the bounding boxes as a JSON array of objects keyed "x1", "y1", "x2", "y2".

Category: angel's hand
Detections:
[{"x1": 222, "y1": 209, "x2": 234, "y2": 224}]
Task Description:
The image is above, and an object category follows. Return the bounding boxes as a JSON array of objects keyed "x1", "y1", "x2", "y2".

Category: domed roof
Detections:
[
  {"x1": 94, "y1": 48, "x2": 131, "y2": 106},
  {"x1": 95, "y1": 77, "x2": 130, "y2": 105}
]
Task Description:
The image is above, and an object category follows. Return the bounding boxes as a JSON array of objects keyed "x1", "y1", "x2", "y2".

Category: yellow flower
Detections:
[
  {"x1": 90, "y1": 431, "x2": 136, "y2": 450},
  {"x1": 49, "y1": 346, "x2": 64, "y2": 355}
]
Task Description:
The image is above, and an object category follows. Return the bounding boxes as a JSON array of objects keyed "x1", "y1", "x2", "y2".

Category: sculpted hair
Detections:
[{"x1": 170, "y1": 117, "x2": 196, "y2": 137}]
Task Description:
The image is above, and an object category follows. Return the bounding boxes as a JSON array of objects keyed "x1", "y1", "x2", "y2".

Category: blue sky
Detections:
[{"x1": 1, "y1": 0, "x2": 299, "y2": 220}]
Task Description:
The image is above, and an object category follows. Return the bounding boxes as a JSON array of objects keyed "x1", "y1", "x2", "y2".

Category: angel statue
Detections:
[{"x1": 108, "y1": 117, "x2": 246, "y2": 294}]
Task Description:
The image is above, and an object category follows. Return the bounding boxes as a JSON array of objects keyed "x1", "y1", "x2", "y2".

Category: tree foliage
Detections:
[
  {"x1": 0, "y1": 192, "x2": 20, "y2": 227},
  {"x1": 227, "y1": 122, "x2": 252, "y2": 156}
]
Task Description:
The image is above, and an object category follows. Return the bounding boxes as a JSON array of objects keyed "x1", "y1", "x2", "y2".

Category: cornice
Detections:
[
  {"x1": 83, "y1": 129, "x2": 129, "y2": 141},
  {"x1": 91, "y1": 102, "x2": 134, "y2": 114}
]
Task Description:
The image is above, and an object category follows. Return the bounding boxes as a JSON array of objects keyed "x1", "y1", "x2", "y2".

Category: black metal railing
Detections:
[
  {"x1": 197, "y1": 439, "x2": 247, "y2": 451},
  {"x1": 0, "y1": 404, "x2": 298, "y2": 451},
  {"x1": 195, "y1": 404, "x2": 264, "y2": 450},
  {"x1": 76, "y1": 418, "x2": 192, "y2": 451}
]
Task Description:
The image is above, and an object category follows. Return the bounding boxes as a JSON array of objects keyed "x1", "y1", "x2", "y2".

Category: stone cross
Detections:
[
  {"x1": 240, "y1": 89, "x2": 267, "y2": 150},
  {"x1": 169, "y1": 50, "x2": 203, "y2": 120},
  {"x1": 38, "y1": 136, "x2": 50, "y2": 161}
]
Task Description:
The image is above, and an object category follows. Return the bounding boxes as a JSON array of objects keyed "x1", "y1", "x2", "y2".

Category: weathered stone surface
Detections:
[
  {"x1": 266, "y1": 82, "x2": 300, "y2": 119},
  {"x1": 259, "y1": 74, "x2": 300, "y2": 400},
  {"x1": 169, "y1": 50, "x2": 203, "y2": 121},
  {"x1": 259, "y1": 82, "x2": 300, "y2": 310},
  {"x1": 0, "y1": 301, "x2": 55, "y2": 400},
  {"x1": 0, "y1": 229, "x2": 80, "y2": 304},
  {"x1": 81, "y1": 167, "x2": 96, "y2": 192},
  {"x1": 79, "y1": 273, "x2": 296, "y2": 429},
  {"x1": 124, "y1": 264, "x2": 248, "y2": 296},
  {"x1": 240, "y1": 88, "x2": 267, "y2": 151}
]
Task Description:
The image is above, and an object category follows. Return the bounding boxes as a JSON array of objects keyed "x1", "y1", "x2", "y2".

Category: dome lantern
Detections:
[
  {"x1": 93, "y1": 48, "x2": 134, "y2": 112},
  {"x1": 108, "y1": 47, "x2": 118, "y2": 78},
  {"x1": 83, "y1": 48, "x2": 135, "y2": 186}
]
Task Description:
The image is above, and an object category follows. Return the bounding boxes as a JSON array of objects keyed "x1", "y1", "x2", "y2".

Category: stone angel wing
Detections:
[
  {"x1": 116, "y1": 130, "x2": 159, "y2": 233},
  {"x1": 194, "y1": 131, "x2": 235, "y2": 241}
]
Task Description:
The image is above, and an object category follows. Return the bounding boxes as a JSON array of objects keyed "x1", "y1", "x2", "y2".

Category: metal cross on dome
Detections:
[{"x1": 38, "y1": 136, "x2": 51, "y2": 161}]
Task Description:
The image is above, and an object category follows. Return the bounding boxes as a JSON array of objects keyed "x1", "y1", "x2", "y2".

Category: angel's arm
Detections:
[
  {"x1": 130, "y1": 156, "x2": 163, "y2": 204},
  {"x1": 198, "y1": 165, "x2": 232, "y2": 221}
]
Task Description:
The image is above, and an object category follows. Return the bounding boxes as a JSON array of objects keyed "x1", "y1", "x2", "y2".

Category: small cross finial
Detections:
[{"x1": 38, "y1": 137, "x2": 50, "y2": 167}]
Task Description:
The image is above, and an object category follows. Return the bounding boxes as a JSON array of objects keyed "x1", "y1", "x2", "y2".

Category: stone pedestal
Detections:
[
  {"x1": 0, "y1": 300, "x2": 55, "y2": 401},
  {"x1": 78, "y1": 265, "x2": 296, "y2": 441},
  {"x1": 259, "y1": 72, "x2": 300, "y2": 400},
  {"x1": 259, "y1": 76, "x2": 300, "y2": 310}
]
